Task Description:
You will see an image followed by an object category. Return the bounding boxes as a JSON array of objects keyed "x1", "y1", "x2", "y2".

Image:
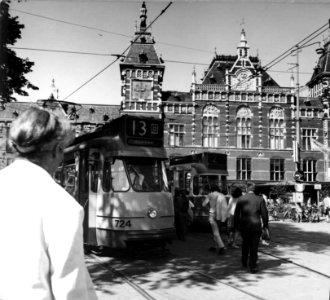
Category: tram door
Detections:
[
  {"x1": 87, "y1": 150, "x2": 101, "y2": 245},
  {"x1": 78, "y1": 149, "x2": 89, "y2": 243}
]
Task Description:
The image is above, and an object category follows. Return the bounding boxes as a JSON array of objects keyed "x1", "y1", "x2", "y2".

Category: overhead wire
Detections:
[
  {"x1": 8, "y1": 46, "x2": 114, "y2": 56},
  {"x1": 11, "y1": 8, "x2": 213, "y2": 54},
  {"x1": 62, "y1": 1, "x2": 173, "y2": 101},
  {"x1": 263, "y1": 21, "x2": 329, "y2": 71},
  {"x1": 8, "y1": 46, "x2": 313, "y2": 76},
  {"x1": 9, "y1": 6, "x2": 327, "y2": 99},
  {"x1": 10, "y1": 8, "x2": 131, "y2": 38},
  {"x1": 264, "y1": 28, "x2": 328, "y2": 72},
  {"x1": 11, "y1": 6, "x2": 325, "y2": 72}
]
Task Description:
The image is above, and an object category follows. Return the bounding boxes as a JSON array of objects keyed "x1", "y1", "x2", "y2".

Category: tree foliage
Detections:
[
  {"x1": 0, "y1": 0, "x2": 38, "y2": 102},
  {"x1": 269, "y1": 183, "x2": 291, "y2": 202}
]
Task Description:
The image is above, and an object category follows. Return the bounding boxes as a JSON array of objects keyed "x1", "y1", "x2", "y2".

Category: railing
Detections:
[
  {"x1": 194, "y1": 84, "x2": 293, "y2": 94},
  {"x1": 262, "y1": 87, "x2": 292, "y2": 93},
  {"x1": 195, "y1": 84, "x2": 227, "y2": 92}
]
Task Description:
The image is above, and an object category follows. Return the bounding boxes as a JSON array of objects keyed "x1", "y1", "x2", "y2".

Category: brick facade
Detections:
[{"x1": 1, "y1": 2, "x2": 329, "y2": 200}]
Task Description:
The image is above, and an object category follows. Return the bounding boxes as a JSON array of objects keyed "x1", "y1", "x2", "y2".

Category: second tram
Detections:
[
  {"x1": 55, "y1": 115, "x2": 175, "y2": 249},
  {"x1": 169, "y1": 152, "x2": 228, "y2": 224}
]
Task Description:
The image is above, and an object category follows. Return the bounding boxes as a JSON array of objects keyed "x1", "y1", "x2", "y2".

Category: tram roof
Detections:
[{"x1": 65, "y1": 136, "x2": 168, "y2": 159}]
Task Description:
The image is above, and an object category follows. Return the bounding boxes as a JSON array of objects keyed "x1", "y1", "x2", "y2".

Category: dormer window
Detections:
[
  {"x1": 210, "y1": 74, "x2": 216, "y2": 84},
  {"x1": 139, "y1": 51, "x2": 148, "y2": 63}
]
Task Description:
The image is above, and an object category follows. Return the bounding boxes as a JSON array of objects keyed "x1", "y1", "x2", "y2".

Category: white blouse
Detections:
[{"x1": 0, "y1": 159, "x2": 98, "y2": 300}]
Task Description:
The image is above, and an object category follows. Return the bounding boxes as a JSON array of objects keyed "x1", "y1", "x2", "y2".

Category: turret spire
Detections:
[
  {"x1": 140, "y1": 1, "x2": 147, "y2": 32},
  {"x1": 237, "y1": 28, "x2": 250, "y2": 58},
  {"x1": 192, "y1": 66, "x2": 196, "y2": 84}
]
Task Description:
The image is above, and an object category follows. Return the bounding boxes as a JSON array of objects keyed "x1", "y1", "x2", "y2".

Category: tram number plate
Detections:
[{"x1": 114, "y1": 219, "x2": 132, "y2": 228}]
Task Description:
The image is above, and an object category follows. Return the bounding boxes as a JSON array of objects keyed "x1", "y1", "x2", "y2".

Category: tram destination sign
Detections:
[{"x1": 125, "y1": 116, "x2": 164, "y2": 147}]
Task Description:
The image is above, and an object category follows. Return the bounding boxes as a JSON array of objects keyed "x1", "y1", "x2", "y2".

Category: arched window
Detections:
[
  {"x1": 269, "y1": 107, "x2": 285, "y2": 150},
  {"x1": 236, "y1": 106, "x2": 252, "y2": 148},
  {"x1": 202, "y1": 105, "x2": 219, "y2": 147}
]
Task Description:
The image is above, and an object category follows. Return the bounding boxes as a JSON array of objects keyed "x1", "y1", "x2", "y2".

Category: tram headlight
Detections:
[{"x1": 147, "y1": 208, "x2": 157, "y2": 219}]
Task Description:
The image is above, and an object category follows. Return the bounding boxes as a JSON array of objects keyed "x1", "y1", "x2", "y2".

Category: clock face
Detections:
[{"x1": 132, "y1": 80, "x2": 152, "y2": 100}]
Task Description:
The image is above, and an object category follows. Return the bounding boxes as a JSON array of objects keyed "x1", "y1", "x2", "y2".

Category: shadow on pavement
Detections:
[{"x1": 86, "y1": 221, "x2": 330, "y2": 295}]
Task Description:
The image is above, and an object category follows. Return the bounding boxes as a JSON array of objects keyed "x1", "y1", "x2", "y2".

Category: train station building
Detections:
[{"x1": 1, "y1": 2, "x2": 330, "y2": 202}]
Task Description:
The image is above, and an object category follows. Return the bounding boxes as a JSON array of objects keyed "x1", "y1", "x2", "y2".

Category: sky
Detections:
[{"x1": 7, "y1": 0, "x2": 330, "y2": 105}]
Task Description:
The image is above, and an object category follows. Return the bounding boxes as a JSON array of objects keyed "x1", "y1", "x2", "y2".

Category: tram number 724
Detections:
[{"x1": 114, "y1": 219, "x2": 132, "y2": 228}]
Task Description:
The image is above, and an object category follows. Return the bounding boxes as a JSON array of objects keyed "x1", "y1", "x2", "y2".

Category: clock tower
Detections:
[
  {"x1": 230, "y1": 29, "x2": 258, "y2": 92},
  {"x1": 119, "y1": 2, "x2": 165, "y2": 119}
]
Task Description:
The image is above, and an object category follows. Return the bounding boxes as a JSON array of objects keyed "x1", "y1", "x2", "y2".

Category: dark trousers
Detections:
[
  {"x1": 175, "y1": 213, "x2": 187, "y2": 241},
  {"x1": 240, "y1": 230, "x2": 262, "y2": 269}
]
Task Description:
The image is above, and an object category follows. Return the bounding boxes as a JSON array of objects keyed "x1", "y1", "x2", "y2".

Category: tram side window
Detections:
[
  {"x1": 90, "y1": 152, "x2": 100, "y2": 193},
  {"x1": 63, "y1": 164, "x2": 76, "y2": 196},
  {"x1": 185, "y1": 172, "x2": 191, "y2": 193},
  {"x1": 102, "y1": 158, "x2": 112, "y2": 192},
  {"x1": 111, "y1": 159, "x2": 129, "y2": 192},
  {"x1": 54, "y1": 168, "x2": 63, "y2": 185},
  {"x1": 193, "y1": 176, "x2": 199, "y2": 195}
]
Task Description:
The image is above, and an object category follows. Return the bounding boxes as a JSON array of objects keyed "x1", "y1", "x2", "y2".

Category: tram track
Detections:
[
  {"x1": 258, "y1": 247, "x2": 330, "y2": 279},
  {"x1": 86, "y1": 224, "x2": 330, "y2": 299},
  {"x1": 90, "y1": 253, "x2": 158, "y2": 300},
  {"x1": 89, "y1": 251, "x2": 267, "y2": 300},
  {"x1": 168, "y1": 258, "x2": 267, "y2": 300},
  {"x1": 190, "y1": 233, "x2": 330, "y2": 280},
  {"x1": 88, "y1": 232, "x2": 330, "y2": 300}
]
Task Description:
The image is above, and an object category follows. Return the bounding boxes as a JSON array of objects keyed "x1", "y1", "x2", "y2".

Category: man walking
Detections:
[{"x1": 234, "y1": 182, "x2": 268, "y2": 273}]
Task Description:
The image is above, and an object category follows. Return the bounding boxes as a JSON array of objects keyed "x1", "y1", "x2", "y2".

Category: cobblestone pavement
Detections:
[{"x1": 86, "y1": 221, "x2": 330, "y2": 300}]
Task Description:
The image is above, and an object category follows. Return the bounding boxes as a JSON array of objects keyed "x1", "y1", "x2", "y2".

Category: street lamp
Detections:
[{"x1": 290, "y1": 42, "x2": 321, "y2": 204}]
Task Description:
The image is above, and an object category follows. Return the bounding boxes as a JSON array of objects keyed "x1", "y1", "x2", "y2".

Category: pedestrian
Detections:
[
  {"x1": 174, "y1": 189, "x2": 189, "y2": 241},
  {"x1": 0, "y1": 107, "x2": 98, "y2": 300},
  {"x1": 322, "y1": 194, "x2": 330, "y2": 222},
  {"x1": 259, "y1": 193, "x2": 270, "y2": 246},
  {"x1": 203, "y1": 185, "x2": 227, "y2": 255},
  {"x1": 226, "y1": 186, "x2": 242, "y2": 249},
  {"x1": 234, "y1": 182, "x2": 269, "y2": 273}
]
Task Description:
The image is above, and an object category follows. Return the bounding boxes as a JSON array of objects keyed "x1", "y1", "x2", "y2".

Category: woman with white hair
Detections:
[{"x1": 0, "y1": 107, "x2": 98, "y2": 299}]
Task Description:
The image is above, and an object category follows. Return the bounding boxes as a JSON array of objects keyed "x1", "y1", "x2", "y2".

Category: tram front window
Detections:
[
  {"x1": 193, "y1": 175, "x2": 221, "y2": 195},
  {"x1": 126, "y1": 158, "x2": 163, "y2": 192},
  {"x1": 111, "y1": 159, "x2": 129, "y2": 192}
]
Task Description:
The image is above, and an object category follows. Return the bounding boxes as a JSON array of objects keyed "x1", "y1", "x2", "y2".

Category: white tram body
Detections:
[{"x1": 57, "y1": 115, "x2": 175, "y2": 249}]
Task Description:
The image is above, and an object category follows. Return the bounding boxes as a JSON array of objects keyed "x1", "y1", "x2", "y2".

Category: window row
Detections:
[
  {"x1": 301, "y1": 108, "x2": 323, "y2": 118},
  {"x1": 309, "y1": 82, "x2": 323, "y2": 98},
  {"x1": 237, "y1": 157, "x2": 317, "y2": 182},
  {"x1": 169, "y1": 125, "x2": 317, "y2": 150},
  {"x1": 194, "y1": 92, "x2": 289, "y2": 103},
  {"x1": 124, "y1": 69, "x2": 162, "y2": 79},
  {"x1": 164, "y1": 104, "x2": 194, "y2": 114},
  {"x1": 167, "y1": 105, "x2": 319, "y2": 150}
]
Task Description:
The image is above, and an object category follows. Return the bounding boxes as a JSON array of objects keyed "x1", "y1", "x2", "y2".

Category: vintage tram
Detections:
[
  {"x1": 169, "y1": 152, "x2": 228, "y2": 224},
  {"x1": 55, "y1": 115, "x2": 175, "y2": 250}
]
